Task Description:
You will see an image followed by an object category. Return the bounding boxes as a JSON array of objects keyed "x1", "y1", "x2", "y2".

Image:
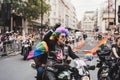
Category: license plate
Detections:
[{"x1": 24, "y1": 45, "x2": 29, "y2": 47}]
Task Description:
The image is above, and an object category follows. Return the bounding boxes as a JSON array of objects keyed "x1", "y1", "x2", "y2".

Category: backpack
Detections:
[{"x1": 33, "y1": 53, "x2": 48, "y2": 68}]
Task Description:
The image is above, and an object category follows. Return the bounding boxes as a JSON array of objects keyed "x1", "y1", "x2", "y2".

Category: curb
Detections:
[
  {"x1": 8, "y1": 51, "x2": 21, "y2": 56},
  {"x1": 0, "y1": 51, "x2": 21, "y2": 58}
]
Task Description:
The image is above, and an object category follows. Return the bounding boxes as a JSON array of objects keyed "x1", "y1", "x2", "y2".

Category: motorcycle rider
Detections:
[
  {"x1": 109, "y1": 36, "x2": 120, "y2": 79},
  {"x1": 21, "y1": 36, "x2": 32, "y2": 60},
  {"x1": 35, "y1": 27, "x2": 79, "y2": 80},
  {"x1": 44, "y1": 27, "x2": 79, "y2": 80},
  {"x1": 31, "y1": 23, "x2": 61, "y2": 68},
  {"x1": 31, "y1": 23, "x2": 62, "y2": 80},
  {"x1": 111, "y1": 36, "x2": 120, "y2": 59}
]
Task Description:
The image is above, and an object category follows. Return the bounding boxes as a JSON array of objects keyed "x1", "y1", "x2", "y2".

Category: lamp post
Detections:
[
  {"x1": 108, "y1": 0, "x2": 110, "y2": 30},
  {"x1": 10, "y1": 0, "x2": 13, "y2": 32},
  {"x1": 40, "y1": 0, "x2": 43, "y2": 40},
  {"x1": 41, "y1": 0, "x2": 43, "y2": 26},
  {"x1": 114, "y1": 0, "x2": 116, "y2": 25}
]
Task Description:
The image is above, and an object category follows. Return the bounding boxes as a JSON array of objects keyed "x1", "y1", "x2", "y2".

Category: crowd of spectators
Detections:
[{"x1": 0, "y1": 31, "x2": 40, "y2": 56}]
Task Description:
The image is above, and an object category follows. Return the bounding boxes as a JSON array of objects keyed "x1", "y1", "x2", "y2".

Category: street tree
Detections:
[{"x1": 4, "y1": 0, "x2": 50, "y2": 33}]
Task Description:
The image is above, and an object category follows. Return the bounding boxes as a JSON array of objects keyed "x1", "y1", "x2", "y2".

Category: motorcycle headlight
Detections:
[{"x1": 82, "y1": 76, "x2": 90, "y2": 80}]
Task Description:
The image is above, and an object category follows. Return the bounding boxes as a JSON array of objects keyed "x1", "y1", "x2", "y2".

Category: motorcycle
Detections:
[
  {"x1": 42, "y1": 51, "x2": 93, "y2": 80},
  {"x1": 21, "y1": 40, "x2": 32, "y2": 60},
  {"x1": 109, "y1": 58, "x2": 120, "y2": 80},
  {"x1": 96, "y1": 45, "x2": 114, "y2": 80}
]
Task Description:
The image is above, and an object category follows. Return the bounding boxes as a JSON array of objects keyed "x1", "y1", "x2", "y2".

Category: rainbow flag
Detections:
[
  {"x1": 72, "y1": 42, "x2": 85, "y2": 52},
  {"x1": 97, "y1": 38, "x2": 107, "y2": 48},
  {"x1": 84, "y1": 38, "x2": 107, "y2": 60},
  {"x1": 84, "y1": 53, "x2": 93, "y2": 60},
  {"x1": 27, "y1": 41, "x2": 48, "y2": 60}
]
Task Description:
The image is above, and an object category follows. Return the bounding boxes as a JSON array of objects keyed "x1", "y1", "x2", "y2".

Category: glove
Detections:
[{"x1": 53, "y1": 23, "x2": 61, "y2": 31}]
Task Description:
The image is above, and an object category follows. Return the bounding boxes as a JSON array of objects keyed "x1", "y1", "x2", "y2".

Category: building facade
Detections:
[
  {"x1": 45, "y1": 0, "x2": 78, "y2": 30},
  {"x1": 81, "y1": 11, "x2": 97, "y2": 31},
  {"x1": 0, "y1": 0, "x2": 79, "y2": 34},
  {"x1": 116, "y1": 0, "x2": 120, "y2": 25}
]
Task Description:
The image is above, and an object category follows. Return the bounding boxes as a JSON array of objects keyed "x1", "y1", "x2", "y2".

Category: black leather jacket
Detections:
[
  {"x1": 43, "y1": 29, "x2": 79, "y2": 60},
  {"x1": 48, "y1": 40, "x2": 79, "y2": 60}
]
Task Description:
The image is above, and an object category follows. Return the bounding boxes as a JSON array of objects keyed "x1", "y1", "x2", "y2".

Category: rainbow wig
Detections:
[{"x1": 50, "y1": 27, "x2": 69, "y2": 40}]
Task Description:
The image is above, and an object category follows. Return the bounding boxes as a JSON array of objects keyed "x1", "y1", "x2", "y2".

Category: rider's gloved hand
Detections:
[{"x1": 53, "y1": 23, "x2": 61, "y2": 31}]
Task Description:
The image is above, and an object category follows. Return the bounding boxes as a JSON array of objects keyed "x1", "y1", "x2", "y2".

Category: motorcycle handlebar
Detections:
[{"x1": 116, "y1": 58, "x2": 120, "y2": 64}]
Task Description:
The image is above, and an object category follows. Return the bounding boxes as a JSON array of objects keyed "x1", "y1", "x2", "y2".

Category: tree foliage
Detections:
[{"x1": 4, "y1": 0, "x2": 50, "y2": 21}]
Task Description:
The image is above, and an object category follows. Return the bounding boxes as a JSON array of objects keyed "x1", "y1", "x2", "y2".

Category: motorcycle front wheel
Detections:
[
  {"x1": 23, "y1": 47, "x2": 29, "y2": 60},
  {"x1": 98, "y1": 68, "x2": 111, "y2": 80},
  {"x1": 110, "y1": 69, "x2": 120, "y2": 80}
]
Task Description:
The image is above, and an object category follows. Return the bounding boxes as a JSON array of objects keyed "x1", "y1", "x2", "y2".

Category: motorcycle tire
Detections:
[
  {"x1": 23, "y1": 47, "x2": 29, "y2": 60},
  {"x1": 97, "y1": 68, "x2": 111, "y2": 80}
]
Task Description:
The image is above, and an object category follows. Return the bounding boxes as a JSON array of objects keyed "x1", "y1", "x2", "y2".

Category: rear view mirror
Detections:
[{"x1": 87, "y1": 65, "x2": 95, "y2": 70}]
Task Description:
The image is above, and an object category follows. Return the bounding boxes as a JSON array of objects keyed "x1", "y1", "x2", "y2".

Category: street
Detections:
[
  {"x1": 0, "y1": 55, "x2": 36, "y2": 80},
  {"x1": 0, "y1": 54, "x2": 99, "y2": 80},
  {"x1": 0, "y1": 40, "x2": 99, "y2": 80}
]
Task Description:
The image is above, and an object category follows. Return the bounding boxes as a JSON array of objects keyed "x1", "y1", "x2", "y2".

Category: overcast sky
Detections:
[{"x1": 70, "y1": 0, "x2": 104, "y2": 21}]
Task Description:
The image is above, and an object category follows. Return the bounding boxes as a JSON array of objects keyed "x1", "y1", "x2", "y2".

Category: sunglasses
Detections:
[{"x1": 60, "y1": 35, "x2": 66, "y2": 38}]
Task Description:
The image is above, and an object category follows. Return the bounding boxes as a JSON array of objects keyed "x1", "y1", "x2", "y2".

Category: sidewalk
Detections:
[
  {"x1": 0, "y1": 39, "x2": 41, "y2": 57},
  {"x1": 0, "y1": 51, "x2": 21, "y2": 57}
]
